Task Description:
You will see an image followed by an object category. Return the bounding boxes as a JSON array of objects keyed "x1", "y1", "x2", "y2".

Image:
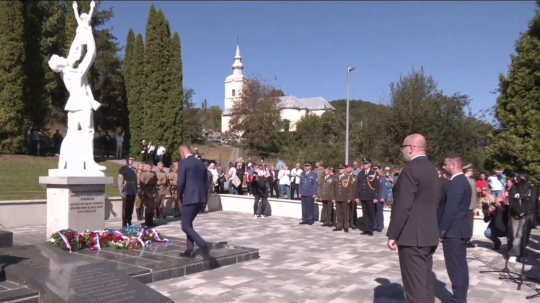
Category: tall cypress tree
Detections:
[
  {"x1": 124, "y1": 29, "x2": 135, "y2": 152},
  {"x1": 0, "y1": 1, "x2": 30, "y2": 153},
  {"x1": 162, "y1": 31, "x2": 184, "y2": 161},
  {"x1": 155, "y1": 10, "x2": 171, "y2": 146},
  {"x1": 142, "y1": 4, "x2": 161, "y2": 143},
  {"x1": 486, "y1": 2, "x2": 540, "y2": 177},
  {"x1": 129, "y1": 33, "x2": 145, "y2": 154}
]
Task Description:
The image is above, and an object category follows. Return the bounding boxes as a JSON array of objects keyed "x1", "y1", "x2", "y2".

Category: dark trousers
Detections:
[
  {"x1": 349, "y1": 201, "x2": 358, "y2": 227},
  {"x1": 301, "y1": 196, "x2": 315, "y2": 223},
  {"x1": 54, "y1": 143, "x2": 61, "y2": 155},
  {"x1": 103, "y1": 144, "x2": 110, "y2": 158},
  {"x1": 269, "y1": 181, "x2": 280, "y2": 198},
  {"x1": 181, "y1": 203, "x2": 208, "y2": 251},
  {"x1": 442, "y1": 238, "x2": 469, "y2": 303},
  {"x1": 398, "y1": 245, "x2": 437, "y2": 303},
  {"x1": 375, "y1": 202, "x2": 384, "y2": 230},
  {"x1": 361, "y1": 200, "x2": 375, "y2": 232},
  {"x1": 321, "y1": 200, "x2": 333, "y2": 224},
  {"x1": 254, "y1": 195, "x2": 267, "y2": 216},
  {"x1": 336, "y1": 201, "x2": 350, "y2": 229},
  {"x1": 122, "y1": 195, "x2": 136, "y2": 227},
  {"x1": 217, "y1": 178, "x2": 225, "y2": 193},
  {"x1": 291, "y1": 184, "x2": 299, "y2": 199}
]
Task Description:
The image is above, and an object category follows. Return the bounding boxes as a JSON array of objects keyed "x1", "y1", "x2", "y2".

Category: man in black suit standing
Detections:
[
  {"x1": 386, "y1": 134, "x2": 440, "y2": 303},
  {"x1": 439, "y1": 155, "x2": 472, "y2": 303},
  {"x1": 118, "y1": 155, "x2": 138, "y2": 227},
  {"x1": 177, "y1": 145, "x2": 210, "y2": 259}
]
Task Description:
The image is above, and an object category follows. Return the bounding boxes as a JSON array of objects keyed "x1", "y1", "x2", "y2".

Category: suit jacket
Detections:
[
  {"x1": 177, "y1": 155, "x2": 209, "y2": 205},
  {"x1": 439, "y1": 174, "x2": 473, "y2": 239},
  {"x1": 438, "y1": 177, "x2": 450, "y2": 222},
  {"x1": 386, "y1": 156, "x2": 440, "y2": 247}
]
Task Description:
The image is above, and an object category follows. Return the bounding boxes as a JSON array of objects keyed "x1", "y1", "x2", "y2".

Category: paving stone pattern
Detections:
[{"x1": 10, "y1": 212, "x2": 540, "y2": 303}]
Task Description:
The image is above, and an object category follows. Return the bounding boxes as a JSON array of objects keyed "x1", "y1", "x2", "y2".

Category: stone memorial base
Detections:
[
  {"x1": 39, "y1": 176, "x2": 114, "y2": 239},
  {"x1": 0, "y1": 239, "x2": 259, "y2": 303},
  {"x1": 0, "y1": 230, "x2": 13, "y2": 248}
]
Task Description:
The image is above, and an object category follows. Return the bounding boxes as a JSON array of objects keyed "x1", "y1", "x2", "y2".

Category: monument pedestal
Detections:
[{"x1": 39, "y1": 176, "x2": 113, "y2": 239}]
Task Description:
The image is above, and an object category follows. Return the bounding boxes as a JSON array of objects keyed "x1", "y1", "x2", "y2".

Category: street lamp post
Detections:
[{"x1": 345, "y1": 66, "x2": 355, "y2": 165}]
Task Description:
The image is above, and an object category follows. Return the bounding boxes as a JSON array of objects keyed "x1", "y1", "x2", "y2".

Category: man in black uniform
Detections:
[
  {"x1": 118, "y1": 155, "x2": 138, "y2": 227},
  {"x1": 355, "y1": 158, "x2": 379, "y2": 236}
]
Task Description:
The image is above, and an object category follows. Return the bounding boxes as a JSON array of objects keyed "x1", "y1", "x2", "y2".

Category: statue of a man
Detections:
[{"x1": 48, "y1": 1, "x2": 105, "y2": 173}]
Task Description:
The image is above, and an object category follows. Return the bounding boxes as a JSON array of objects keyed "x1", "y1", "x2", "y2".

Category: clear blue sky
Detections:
[{"x1": 106, "y1": 1, "x2": 535, "y2": 113}]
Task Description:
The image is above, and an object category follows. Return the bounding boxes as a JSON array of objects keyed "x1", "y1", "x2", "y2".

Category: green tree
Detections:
[
  {"x1": 162, "y1": 31, "x2": 184, "y2": 161},
  {"x1": 129, "y1": 33, "x2": 145, "y2": 153},
  {"x1": 486, "y1": 2, "x2": 540, "y2": 177},
  {"x1": 0, "y1": 1, "x2": 29, "y2": 153},
  {"x1": 182, "y1": 88, "x2": 202, "y2": 143},
  {"x1": 124, "y1": 29, "x2": 135, "y2": 151},
  {"x1": 228, "y1": 75, "x2": 283, "y2": 152}
]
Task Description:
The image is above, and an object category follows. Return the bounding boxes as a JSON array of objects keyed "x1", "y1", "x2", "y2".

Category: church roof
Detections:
[
  {"x1": 278, "y1": 96, "x2": 335, "y2": 111},
  {"x1": 223, "y1": 96, "x2": 334, "y2": 116}
]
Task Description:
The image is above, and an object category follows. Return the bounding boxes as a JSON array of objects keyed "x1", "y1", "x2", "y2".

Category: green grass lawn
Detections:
[{"x1": 0, "y1": 155, "x2": 122, "y2": 201}]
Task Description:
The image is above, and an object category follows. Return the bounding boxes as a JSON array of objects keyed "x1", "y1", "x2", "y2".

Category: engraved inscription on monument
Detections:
[{"x1": 68, "y1": 185, "x2": 105, "y2": 232}]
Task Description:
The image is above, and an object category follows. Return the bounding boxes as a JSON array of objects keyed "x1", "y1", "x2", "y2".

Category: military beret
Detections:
[
  {"x1": 304, "y1": 161, "x2": 312, "y2": 166},
  {"x1": 363, "y1": 158, "x2": 372, "y2": 164},
  {"x1": 346, "y1": 164, "x2": 352, "y2": 168}
]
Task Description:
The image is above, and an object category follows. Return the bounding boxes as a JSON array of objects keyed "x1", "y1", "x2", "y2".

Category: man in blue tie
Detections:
[
  {"x1": 439, "y1": 154, "x2": 472, "y2": 303},
  {"x1": 177, "y1": 145, "x2": 210, "y2": 259}
]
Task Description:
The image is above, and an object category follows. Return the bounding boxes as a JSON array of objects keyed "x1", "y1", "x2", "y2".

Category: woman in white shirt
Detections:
[
  {"x1": 227, "y1": 162, "x2": 239, "y2": 195},
  {"x1": 147, "y1": 142, "x2": 155, "y2": 164},
  {"x1": 208, "y1": 163, "x2": 219, "y2": 193},
  {"x1": 278, "y1": 164, "x2": 291, "y2": 199},
  {"x1": 290, "y1": 163, "x2": 303, "y2": 199}
]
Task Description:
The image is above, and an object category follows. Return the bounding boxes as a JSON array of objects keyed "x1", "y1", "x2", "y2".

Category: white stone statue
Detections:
[{"x1": 48, "y1": 1, "x2": 106, "y2": 176}]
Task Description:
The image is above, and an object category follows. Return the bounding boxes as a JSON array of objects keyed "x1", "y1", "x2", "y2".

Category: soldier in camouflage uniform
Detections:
[
  {"x1": 333, "y1": 166, "x2": 351, "y2": 232},
  {"x1": 169, "y1": 162, "x2": 180, "y2": 217},
  {"x1": 318, "y1": 167, "x2": 335, "y2": 227},
  {"x1": 135, "y1": 163, "x2": 144, "y2": 221},
  {"x1": 155, "y1": 162, "x2": 169, "y2": 219},
  {"x1": 140, "y1": 163, "x2": 157, "y2": 227}
]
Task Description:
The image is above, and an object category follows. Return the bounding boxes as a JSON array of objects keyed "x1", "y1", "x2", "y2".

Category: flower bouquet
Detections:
[{"x1": 49, "y1": 225, "x2": 172, "y2": 252}]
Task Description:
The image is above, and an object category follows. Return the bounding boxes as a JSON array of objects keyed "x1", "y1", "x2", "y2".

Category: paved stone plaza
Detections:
[{"x1": 10, "y1": 212, "x2": 540, "y2": 303}]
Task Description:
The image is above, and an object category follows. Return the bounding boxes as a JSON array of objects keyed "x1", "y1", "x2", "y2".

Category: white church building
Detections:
[{"x1": 221, "y1": 45, "x2": 335, "y2": 133}]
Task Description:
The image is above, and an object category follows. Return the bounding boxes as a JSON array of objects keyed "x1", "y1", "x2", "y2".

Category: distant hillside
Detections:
[{"x1": 329, "y1": 99, "x2": 388, "y2": 118}]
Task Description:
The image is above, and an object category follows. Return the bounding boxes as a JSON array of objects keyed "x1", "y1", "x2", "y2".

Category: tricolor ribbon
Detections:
[
  {"x1": 147, "y1": 229, "x2": 172, "y2": 243},
  {"x1": 58, "y1": 231, "x2": 73, "y2": 253},
  {"x1": 89, "y1": 232, "x2": 101, "y2": 250}
]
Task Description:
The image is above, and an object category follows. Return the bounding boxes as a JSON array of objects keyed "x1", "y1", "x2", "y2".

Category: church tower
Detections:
[{"x1": 222, "y1": 44, "x2": 247, "y2": 133}]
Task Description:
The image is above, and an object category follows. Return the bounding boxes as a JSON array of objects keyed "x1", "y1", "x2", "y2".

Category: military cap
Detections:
[
  {"x1": 362, "y1": 158, "x2": 372, "y2": 164},
  {"x1": 304, "y1": 161, "x2": 312, "y2": 166},
  {"x1": 463, "y1": 163, "x2": 473, "y2": 170},
  {"x1": 373, "y1": 164, "x2": 381, "y2": 169},
  {"x1": 338, "y1": 165, "x2": 345, "y2": 169}
]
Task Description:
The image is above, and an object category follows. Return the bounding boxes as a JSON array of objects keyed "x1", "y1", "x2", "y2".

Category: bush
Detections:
[{"x1": 0, "y1": 136, "x2": 29, "y2": 154}]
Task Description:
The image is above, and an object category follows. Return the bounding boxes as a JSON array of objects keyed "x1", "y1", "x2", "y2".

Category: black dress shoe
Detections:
[
  {"x1": 179, "y1": 249, "x2": 195, "y2": 258},
  {"x1": 351, "y1": 225, "x2": 357, "y2": 230},
  {"x1": 361, "y1": 230, "x2": 370, "y2": 235},
  {"x1": 321, "y1": 223, "x2": 327, "y2": 227},
  {"x1": 368, "y1": 232, "x2": 373, "y2": 236},
  {"x1": 466, "y1": 241, "x2": 476, "y2": 248},
  {"x1": 307, "y1": 222, "x2": 313, "y2": 225},
  {"x1": 376, "y1": 229, "x2": 382, "y2": 232},
  {"x1": 199, "y1": 247, "x2": 211, "y2": 260},
  {"x1": 332, "y1": 228, "x2": 343, "y2": 232},
  {"x1": 344, "y1": 228, "x2": 349, "y2": 233},
  {"x1": 299, "y1": 221, "x2": 308, "y2": 225}
]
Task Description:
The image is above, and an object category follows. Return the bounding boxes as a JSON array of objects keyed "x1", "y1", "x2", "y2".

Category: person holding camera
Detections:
[
  {"x1": 482, "y1": 195, "x2": 509, "y2": 250},
  {"x1": 251, "y1": 172, "x2": 268, "y2": 218},
  {"x1": 507, "y1": 174, "x2": 537, "y2": 263}
]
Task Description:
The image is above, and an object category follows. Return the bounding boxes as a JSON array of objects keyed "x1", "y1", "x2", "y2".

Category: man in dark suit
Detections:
[
  {"x1": 386, "y1": 134, "x2": 441, "y2": 303},
  {"x1": 118, "y1": 155, "x2": 138, "y2": 227},
  {"x1": 439, "y1": 155, "x2": 472, "y2": 303},
  {"x1": 177, "y1": 145, "x2": 210, "y2": 259}
]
